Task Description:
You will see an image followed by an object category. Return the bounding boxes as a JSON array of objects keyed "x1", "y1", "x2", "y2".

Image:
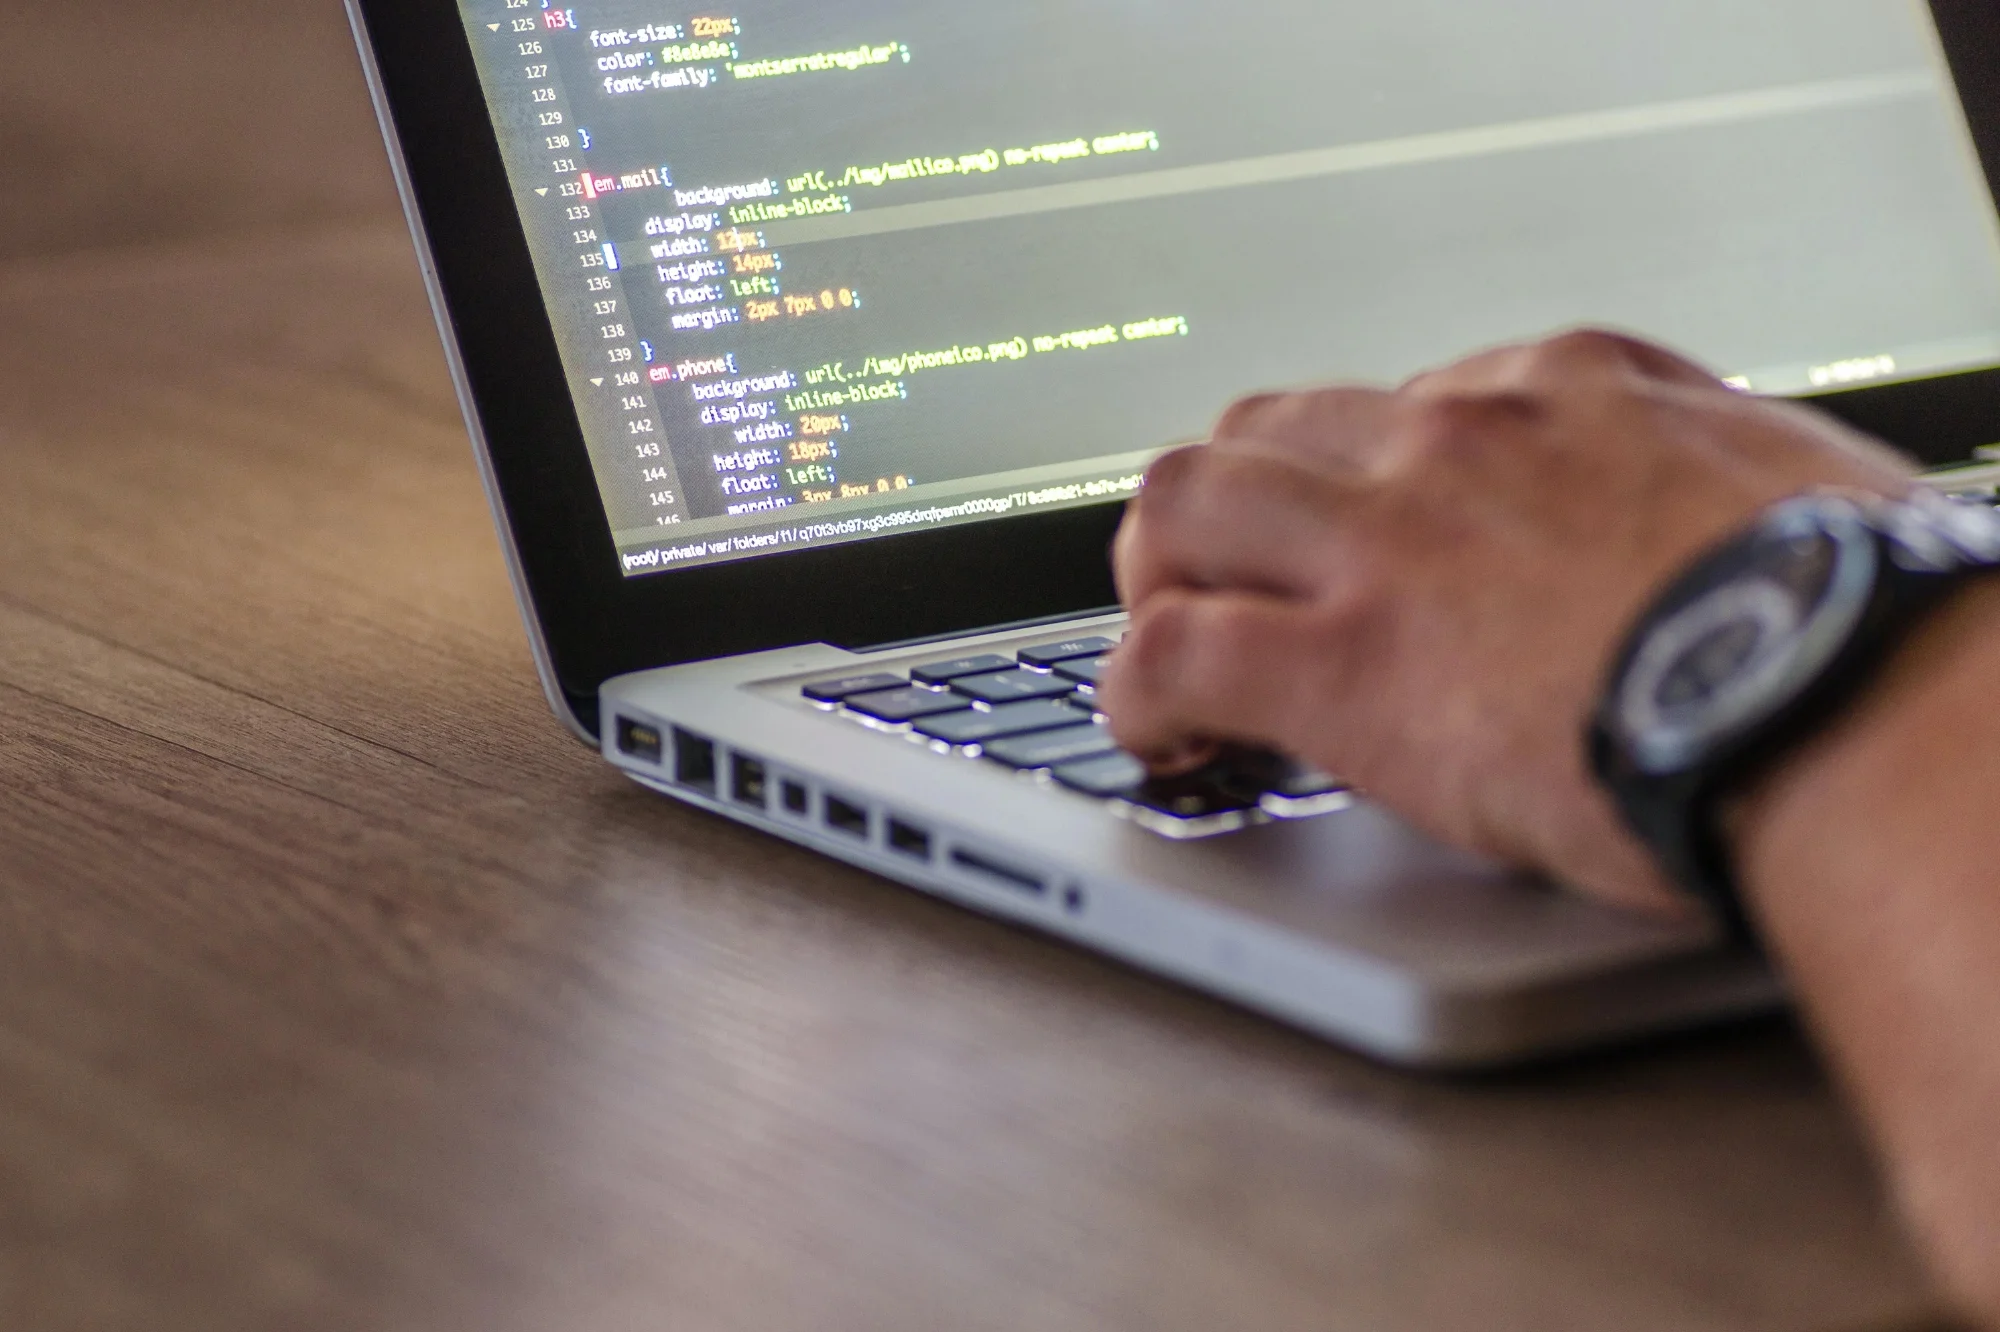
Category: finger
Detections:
[
  {"x1": 1406, "y1": 328, "x2": 1723, "y2": 397},
  {"x1": 1210, "y1": 385, "x2": 1400, "y2": 474},
  {"x1": 1099, "y1": 588, "x2": 1347, "y2": 768},
  {"x1": 1116, "y1": 446, "x2": 1366, "y2": 610}
]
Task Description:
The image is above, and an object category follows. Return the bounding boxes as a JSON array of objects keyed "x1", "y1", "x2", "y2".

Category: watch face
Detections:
[{"x1": 1614, "y1": 498, "x2": 1880, "y2": 775}]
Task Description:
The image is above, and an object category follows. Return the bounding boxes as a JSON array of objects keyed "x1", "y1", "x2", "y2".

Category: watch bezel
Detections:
[{"x1": 1612, "y1": 497, "x2": 1882, "y2": 777}]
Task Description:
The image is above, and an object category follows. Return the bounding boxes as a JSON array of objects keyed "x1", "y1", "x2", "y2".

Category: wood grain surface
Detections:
[{"x1": 0, "y1": 3, "x2": 1960, "y2": 1329}]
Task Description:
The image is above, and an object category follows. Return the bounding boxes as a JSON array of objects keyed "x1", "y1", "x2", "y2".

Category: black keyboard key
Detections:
[
  {"x1": 1050, "y1": 751, "x2": 1148, "y2": 798},
  {"x1": 1065, "y1": 694, "x2": 1104, "y2": 719},
  {"x1": 982, "y1": 723, "x2": 1120, "y2": 771},
  {"x1": 803, "y1": 672, "x2": 906, "y2": 703},
  {"x1": 951, "y1": 669, "x2": 1076, "y2": 705},
  {"x1": 1050, "y1": 753, "x2": 1257, "y2": 818},
  {"x1": 1052, "y1": 655, "x2": 1111, "y2": 687},
  {"x1": 913, "y1": 699, "x2": 1080, "y2": 746},
  {"x1": 1130, "y1": 775, "x2": 1258, "y2": 821},
  {"x1": 910, "y1": 653, "x2": 1015, "y2": 685},
  {"x1": 1017, "y1": 636, "x2": 1118, "y2": 668},
  {"x1": 1217, "y1": 751, "x2": 1347, "y2": 800},
  {"x1": 844, "y1": 686, "x2": 972, "y2": 724}
]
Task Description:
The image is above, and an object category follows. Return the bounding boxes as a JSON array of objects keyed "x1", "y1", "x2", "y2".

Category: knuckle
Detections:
[
  {"x1": 1139, "y1": 445, "x2": 1207, "y2": 508},
  {"x1": 1213, "y1": 391, "x2": 1286, "y2": 440},
  {"x1": 1399, "y1": 391, "x2": 1534, "y2": 465},
  {"x1": 1302, "y1": 385, "x2": 1373, "y2": 413},
  {"x1": 1220, "y1": 386, "x2": 1397, "y2": 459},
  {"x1": 1142, "y1": 448, "x2": 1300, "y2": 533},
  {"x1": 1200, "y1": 448, "x2": 1292, "y2": 504},
  {"x1": 1402, "y1": 343, "x2": 1535, "y2": 396},
  {"x1": 1398, "y1": 366, "x2": 1445, "y2": 396},
  {"x1": 1538, "y1": 326, "x2": 1642, "y2": 368},
  {"x1": 1215, "y1": 389, "x2": 1329, "y2": 444}
]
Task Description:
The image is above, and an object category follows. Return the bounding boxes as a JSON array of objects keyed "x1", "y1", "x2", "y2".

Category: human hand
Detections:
[{"x1": 1098, "y1": 330, "x2": 1916, "y2": 914}]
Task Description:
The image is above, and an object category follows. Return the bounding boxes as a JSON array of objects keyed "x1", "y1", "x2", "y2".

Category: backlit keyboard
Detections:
[{"x1": 802, "y1": 636, "x2": 1348, "y2": 838}]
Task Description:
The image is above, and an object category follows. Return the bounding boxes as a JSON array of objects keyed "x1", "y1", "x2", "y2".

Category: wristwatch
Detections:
[{"x1": 1587, "y1": 488, "x2": 2000, "y2": 946}]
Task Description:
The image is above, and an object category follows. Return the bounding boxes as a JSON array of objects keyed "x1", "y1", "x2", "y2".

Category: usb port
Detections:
[
  {"x1": 616, "y1": 717, "x2": 663, "y2": 764},
  {"x1": 732, "y1": 754, "x2": 769, "y2": 808},
  {"x1": 781, "y1": 780, "x2": 810, "y2": 816},
  {"x1": 824, "y1": 795, "x2": 870, "y2": 838},
  {"x1": 672, "y1": 729, "x2": 716, "y2": 793},
  {"x1": 887, "y1": 819, "x2": 932, "y2": 860}
]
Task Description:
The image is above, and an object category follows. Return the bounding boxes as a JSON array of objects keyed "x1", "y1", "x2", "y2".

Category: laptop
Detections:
[{"x1": 345, "y1": 0, "x2": 2000, "y2": 1066}]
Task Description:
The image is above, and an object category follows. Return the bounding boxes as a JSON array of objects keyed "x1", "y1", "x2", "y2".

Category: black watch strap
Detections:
[{"x1": 1588, "y1": 490, "x2": 2000, "y2": 948}]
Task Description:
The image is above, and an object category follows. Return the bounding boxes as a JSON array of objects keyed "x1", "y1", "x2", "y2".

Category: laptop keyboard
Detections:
[{"x1": 801, "y1": 636, "x2": 1348, "y2": 838}]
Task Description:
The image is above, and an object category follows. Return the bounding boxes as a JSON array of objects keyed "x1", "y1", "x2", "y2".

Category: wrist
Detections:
[
  {"x1": 1728, "y1": 578, "x2": 2000, "y2": 947},
  {"x1": 1720, "y1": 580, "x2": 2000, "y2": 1323}
]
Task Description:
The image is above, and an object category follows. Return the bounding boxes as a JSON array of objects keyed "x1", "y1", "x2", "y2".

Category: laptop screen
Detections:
[{"x1": 455, "y1": 1, "x2": 2000, "y2": 578}]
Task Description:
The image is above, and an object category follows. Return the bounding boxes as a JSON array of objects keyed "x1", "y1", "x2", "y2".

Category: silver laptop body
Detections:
[{"x1": 600, "y1": 614, "x2": 1785, "y2": 1068}]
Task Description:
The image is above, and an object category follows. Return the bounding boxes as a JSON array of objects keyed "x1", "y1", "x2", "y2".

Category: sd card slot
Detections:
[{"x1": 949, "y1": 847, "x2": 1046, "y2": 897}]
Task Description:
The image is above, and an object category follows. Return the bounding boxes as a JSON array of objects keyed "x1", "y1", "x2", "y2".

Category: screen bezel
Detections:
[{"x1": 349, "y1": 0, "x2": 2000, "y2": 736}]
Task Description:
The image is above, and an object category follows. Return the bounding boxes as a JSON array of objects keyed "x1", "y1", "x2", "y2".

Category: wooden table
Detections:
[{"x1": 0, "y1": 4, "x2": 1956, "y2": 1328}]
